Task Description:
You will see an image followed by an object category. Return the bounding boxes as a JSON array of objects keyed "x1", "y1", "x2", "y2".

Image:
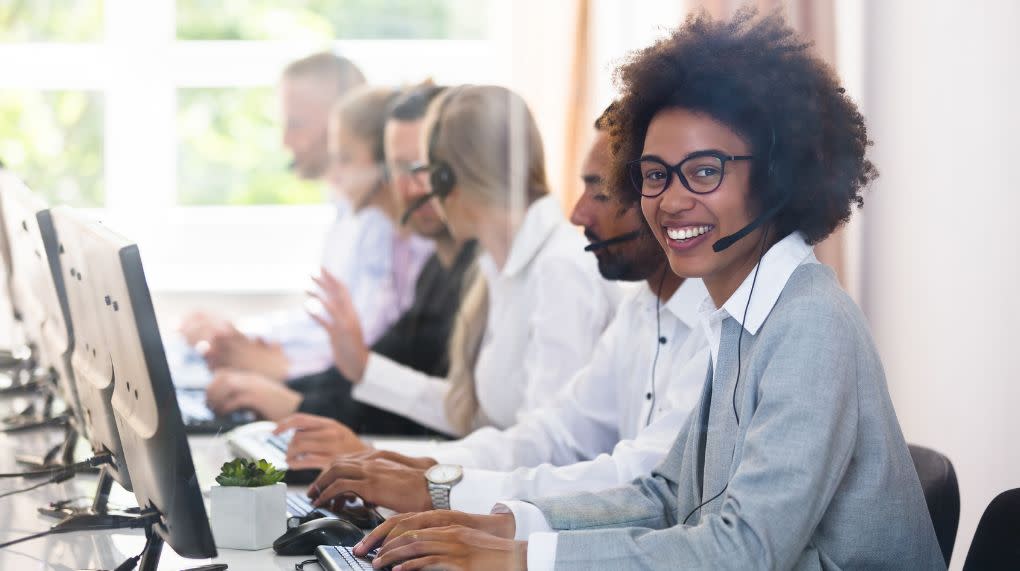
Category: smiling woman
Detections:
[{"x1": 347, "y1": 9, "x2": 946, "y2": 571}]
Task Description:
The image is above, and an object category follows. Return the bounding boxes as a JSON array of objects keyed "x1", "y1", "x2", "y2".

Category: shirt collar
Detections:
[
  {"x1": 711, "y1": 231, "x2": 817, "y2": 335},
  {"x1": 490, "y1": 194, "x2": 563, "y2": 278},
  {"x1": 664, "y1": 278, "x2": 707, "y2": 329}
]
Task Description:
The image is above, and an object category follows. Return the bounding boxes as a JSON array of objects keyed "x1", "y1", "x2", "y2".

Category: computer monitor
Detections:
[
  {"x1": 49, "y1": 207, "x2": 133, "y2": 492},
  {"x1": 0, "y1": 171, "x2": 31, "y2": 373},
  {"x1": 52, "y1": 207, "x2": 216, "y2": 564},
  {"x1": 0, "y1": 170, "x2": 21, "y2": 325},
  {"x1": 0, "y1": 173, "x2": 86, "y2": 439}
]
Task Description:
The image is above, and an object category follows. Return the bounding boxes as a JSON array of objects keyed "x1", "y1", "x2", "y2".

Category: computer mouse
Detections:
[{"x1": 272, "y1": 517, "x2": 365, "y2": 556}]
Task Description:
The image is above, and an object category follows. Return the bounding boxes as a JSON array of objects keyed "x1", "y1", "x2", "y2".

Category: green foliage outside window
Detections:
[
  {"x1": 0, "y1": 90, "x2": 104, "y2": 207},
  {"x1": 0, "y1": 0, "x2": 103, "y2": 42},
  {"x1": 1, "y1": 0, "x2": 489, "y2": 207},
  {"x1": 176, "y1": 0, "x2": 486, "y2": 41},
  {"x1": 177, "y1": 87, "x2": 325, "y2": 206}
]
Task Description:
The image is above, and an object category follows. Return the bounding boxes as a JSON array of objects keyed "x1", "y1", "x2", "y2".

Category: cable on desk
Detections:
[
  {"x1": 0, "y1": 452, "x2": 113, "y2": 478},
  {"x1": 0, "y1": 509, "x2": 159, "y2": 550},
  {"x1": 0, "y1": 467, "x2": 74, "y2": 499},
  {"x1": 296, "y1": 559, "x2": 322, "y2": 570},
  {"x1": 0, "y1": 529, "x2": 57, "y2": 550}
]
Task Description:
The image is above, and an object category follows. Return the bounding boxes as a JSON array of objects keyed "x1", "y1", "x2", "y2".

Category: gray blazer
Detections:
[{"x1": 526, "y1": 263, "x2": 945, "y2": 570}]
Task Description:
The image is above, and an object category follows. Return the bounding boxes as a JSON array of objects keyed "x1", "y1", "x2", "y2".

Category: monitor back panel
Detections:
[
  {"x1": 50, "y1": 207, "x2": 132, "y2": 489},
  {"x1": 0, "y1": 181, "x2": 85, "y2": 429},
  {"x1": 0, "y1": 171, "x2": 20, "y2": 322},
  {"x1": 85, "y1": 218, "x2": 215, "y2": 559}
]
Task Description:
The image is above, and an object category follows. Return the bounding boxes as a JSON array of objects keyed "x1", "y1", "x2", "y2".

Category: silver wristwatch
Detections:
[{"x1": 425, "y1": 464, "x2": 463, "y2": 510}]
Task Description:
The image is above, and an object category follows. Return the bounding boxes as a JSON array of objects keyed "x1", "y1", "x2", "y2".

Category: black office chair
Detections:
[
  {"x1": 963, "y1": 488, "x2": 1020, "y2": 570},
  {"x1": 908, "y1": 444, "x2": 960, "y2": 566}
]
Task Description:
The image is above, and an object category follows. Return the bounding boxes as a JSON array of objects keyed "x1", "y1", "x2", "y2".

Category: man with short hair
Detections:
[
  {"x1": 281, "y1": 52, "x2": 366, "y2": 180},
  {"x1": 177, "y1": 53, "x2": 366, "y2": 381}
]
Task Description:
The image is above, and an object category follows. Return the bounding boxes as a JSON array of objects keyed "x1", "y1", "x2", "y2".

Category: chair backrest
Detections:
[
  {"x1": 908, "y1": 444, "x2": 961, "y2": 566},
  {"x1": 963, "y1": 488, "x2": 1020, "y2": 570}
]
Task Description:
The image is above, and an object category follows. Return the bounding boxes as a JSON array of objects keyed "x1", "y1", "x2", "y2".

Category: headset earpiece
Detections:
[
  {"x1": 426, "y1": 88, "x2": 463, "y2": 199},
  {"x1": 429, "y1": 162, "x2": 455, "y2": 198}
]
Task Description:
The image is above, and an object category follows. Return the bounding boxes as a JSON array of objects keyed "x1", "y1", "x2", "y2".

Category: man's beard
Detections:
[{"x1": 585, "y1": 229, "x2": 665, "y2": 282}]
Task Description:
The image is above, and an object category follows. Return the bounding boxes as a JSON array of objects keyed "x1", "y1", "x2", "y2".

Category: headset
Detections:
[
  {"x1": 399, "y1": 87, "x2": 465, "y2": 225},
  {"x1": 711, "y1": 127, "x2": 788, "y2": 253}
]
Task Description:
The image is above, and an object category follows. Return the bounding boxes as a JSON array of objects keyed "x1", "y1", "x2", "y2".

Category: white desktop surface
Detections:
[{"x1": 0, "y1": 405, "x2": 349, "y2": 570}]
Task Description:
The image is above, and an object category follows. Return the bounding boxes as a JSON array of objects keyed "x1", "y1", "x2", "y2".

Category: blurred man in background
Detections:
[{"x1": 177, "y1": 52, "x2": 366, "y2": 380}]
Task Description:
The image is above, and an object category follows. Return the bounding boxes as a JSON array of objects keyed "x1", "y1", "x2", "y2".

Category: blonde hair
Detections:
[
  {"x1": 331, "y1": 85, "x2": 400, "y2": 164},
  {"x1": 423, "y1": 85, "x2": 549, "y2": 434}
]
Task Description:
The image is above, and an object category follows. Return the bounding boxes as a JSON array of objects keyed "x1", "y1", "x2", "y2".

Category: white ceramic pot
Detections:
[{"x1": 209, "y1": 482, "x2": 286, "y2": 550}]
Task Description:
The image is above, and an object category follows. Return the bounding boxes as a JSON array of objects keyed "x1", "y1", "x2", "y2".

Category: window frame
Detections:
[{"x1": 0, "y1": 0, "x2": 511, "y2": 292}]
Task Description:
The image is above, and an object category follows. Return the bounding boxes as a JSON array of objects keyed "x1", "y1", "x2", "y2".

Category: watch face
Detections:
[{"x1": 426, "y1": 464, "x2": 463, "y2": 485}]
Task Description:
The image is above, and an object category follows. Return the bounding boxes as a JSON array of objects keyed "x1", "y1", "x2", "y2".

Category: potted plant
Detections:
[{"x1": 209, "y1": 458, "x2": 287, "y2": 550}]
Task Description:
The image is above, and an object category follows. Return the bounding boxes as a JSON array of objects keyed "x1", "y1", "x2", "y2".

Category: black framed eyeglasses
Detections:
[{"x1": 627, "y1": 150, "x2": 753, "y2": 198}]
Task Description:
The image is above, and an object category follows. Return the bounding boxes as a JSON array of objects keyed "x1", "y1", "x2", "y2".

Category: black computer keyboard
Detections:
[{"x1": 315, "y1": 545, "x2": 388, "y2": 571}]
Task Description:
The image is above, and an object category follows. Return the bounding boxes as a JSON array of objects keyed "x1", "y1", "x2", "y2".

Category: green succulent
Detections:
[{"x1": 215, "y1": 458, "x2": 286, "y2": 487}]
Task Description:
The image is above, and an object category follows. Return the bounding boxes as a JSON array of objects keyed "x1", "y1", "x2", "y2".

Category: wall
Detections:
[{"x1": 860, "y1": 1, "x2": 1020, "y2": 567}]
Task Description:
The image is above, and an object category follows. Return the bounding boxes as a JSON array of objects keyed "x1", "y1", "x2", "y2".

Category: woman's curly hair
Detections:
[{"x1": 606, "y1": 7, "x2": 876, "y2": 244}]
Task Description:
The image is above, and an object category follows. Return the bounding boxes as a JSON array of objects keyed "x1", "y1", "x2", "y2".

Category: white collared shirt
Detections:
[
  {"x1": 352, "y1": 195, "x2": 621, "y2": 436},
  {"x1": 416, "y1": 278, "x2": 710, "y2": 514},
  {"x1": 241, "y1": 205, "x2": 433, "y2": 378},
  {"x1": 699, "y1": 231, "x2": 818, "y2": 367},
  {"x1": 503, "y1": 232, "x2": 819, "y2": 571}
]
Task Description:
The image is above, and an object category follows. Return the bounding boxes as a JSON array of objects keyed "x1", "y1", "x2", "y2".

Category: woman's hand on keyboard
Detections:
[
  {"x1": 204, "y1": 369, "x2": 302, "y2": 421},
  {"x1": 274, "y1": 413, "x2": 370, "y2": 470}
]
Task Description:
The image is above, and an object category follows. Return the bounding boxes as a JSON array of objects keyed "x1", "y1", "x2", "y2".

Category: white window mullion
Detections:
[{"x1": 103, "y1": 0, "x2": 176, "y2": 219}]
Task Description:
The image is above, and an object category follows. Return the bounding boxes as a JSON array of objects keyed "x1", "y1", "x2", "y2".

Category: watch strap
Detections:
[{"x1": 428, "y1": 482, "x2": 452, "y2": 510}]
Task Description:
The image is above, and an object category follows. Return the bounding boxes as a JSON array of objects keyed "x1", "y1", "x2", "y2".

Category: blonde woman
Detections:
[{"x1": 277, "y1": 85, "x2": 620, "y2": 464}]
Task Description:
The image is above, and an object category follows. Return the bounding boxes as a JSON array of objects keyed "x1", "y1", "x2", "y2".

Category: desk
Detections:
[{"x1": 0, "y1": 413, "x2": 320, "y2": 570}]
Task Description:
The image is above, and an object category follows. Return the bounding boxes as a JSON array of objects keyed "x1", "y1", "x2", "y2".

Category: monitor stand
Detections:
[
  {"x1": 48, "y1": 507, "x2": 164, "y2": 571},
  {"x1": 0, "y1": 344, "x2": 32, "y2": 369},
  {"x1": 1, "y1": 390, "x2": 66, "y2": 432},
  {"x1": 39, "y1": 465, "x2": 138, "y2": 524},
  {"x1": 15, "y1": 417, "x2": 92, "y2": 473},
  {"x1": 134, "y1": 523, "x2": 166, "y2": 571},
  {"x1": 0, "y1": 353, "x2": 40, "y2": 395}
]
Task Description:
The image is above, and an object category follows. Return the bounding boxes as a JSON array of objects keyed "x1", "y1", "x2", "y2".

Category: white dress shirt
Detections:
[
  {"x1": 409, "y1": 278, "x2": 710, "y2": 514},
  {"x1": 242, "y1": 205, "x2": 433, "y2": 378},
  {"x1": 501, "y1": 232, "x2": 819, "y2": 571},
  {"x1": 351, "y1": 195, "x2": 620, "y2": 435}
]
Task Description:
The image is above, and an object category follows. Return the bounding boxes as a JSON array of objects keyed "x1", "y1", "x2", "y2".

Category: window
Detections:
[
  {"x1": 176, "y1": 0, "x2": 487, "y2": 41},
  {"x1": 0, "y1": 0, "x2": 103, "y2": 42},
  {"x1": 0, "y1": 0, "x2": 506, "y2": 291},
  {"x1": 177, "y1": 87, "x2": 321, "y2": 206},
  {"x1": 0, "y1": 90, "x2": 104, "y2": 207}
]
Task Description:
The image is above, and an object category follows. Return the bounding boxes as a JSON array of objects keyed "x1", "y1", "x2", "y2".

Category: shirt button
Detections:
[
  {"x1": 646, "y1": 392, "x2": 652, "y2": 400},
  {"x1": 659, "y1": 336, "x2": 667, "y2": 344}
]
